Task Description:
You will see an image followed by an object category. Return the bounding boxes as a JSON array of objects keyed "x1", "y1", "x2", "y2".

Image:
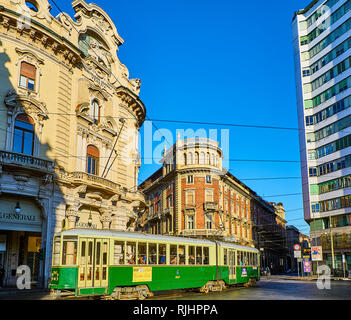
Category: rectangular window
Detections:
[
  {"x1": 114, "y1": 241, "x2": 124, "y2": 265},
  {"x1": 158, "y1": 244, "x2": 166, "y2": 264},
  {"x1": 53, "y1": 238, "x2": 61, "y2": 266},
  {"x1": 187, "y1": 214, "x2": 194, "y2": 229},
  {"x1": 187, "y1": 175, "x2": 194, "y2": 184},
  {"x1": 185, "y1": 191, "x2": 195, "y2": 205},
  {"x1": 206, "y1": 214, "x2": 213, "y2": 229},
  {"x1": 206, "y1": 175, "x2": 212, "y2": 184},
  {"x1": 20, "y1": 62, "x2": 36, "y2": 91},
  {"x1": 148, "y1": 243, "x2": 157, "y2": 265},
  {"x1": 203, "y1": 247, "x2": 209, "y2": 265},
  {"x1": 137, "y1": 242, "x2": 147, "y2": 264},
  {"x1": 126, "y1": 242, "x2": 136, "y2": 265},
  {"x1": 170, "y1": 245, "x2": 178, "y2": 264},
  {"x1": 205, "y1": 189, "x2": 214, "y2": 202},
  {"x1": 62, "y1": 240, "x2": 77, "y2": 265},
  {"x1": 188, "y1": 246, "x2": 195, "y2": 265},
  {"x1": 179, "y1": 245, "x2": 185, "y2": 265},
  {"x1": 196, "y1": 247, "x2": 203, "y2": 265}
]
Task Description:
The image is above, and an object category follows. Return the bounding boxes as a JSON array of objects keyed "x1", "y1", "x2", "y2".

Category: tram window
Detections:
[
  {"x1": 223, "y1": 249, "x2": 227, "y2": 265},
  {"x1": 126, "y1": 242, "x2": 136, "y2": 264},
  {"x1": 244, "y1": 252, "x2": 248, "y2": 266},
  {"x1": 170, "y1": 245, "x2": 178, "y2": 264},
  {"x1": 114, "y1": 241, "x2": 125, "y2": 265},
  {"x1": 81, "y1": 241, "x2": 86, "y2": 265},
  {"x1": 254, "y1": 253, "x2": 257, "y2": 266},
  {"x1": 188, "y1": 246, "x2": 195, "y2": 265},
  {"x1": 148, "y1": 243, "x2": 157, "y2": 264},
  {"x1": 203, "y1": 247, "x2": 209, "y2": 265},
  {"x1": 88, "y1": 241, "x2": 93, "y2": 275},
  {"x1": 62, "y1": 240, "x2": 77, "y2": 265},
  {"x1": 102, "y1": 242, "x2": 108, "y2": 265},
  {"x1": 237, "y1": 251, "x2": 242, "y2": 265},
  {"x1": 96, "y1": 242, "x2": 101, "y2": 265},
  {"x1": 179, "y1": 245, "x2": 185, "y2": 265},
  {"x1": 137, "y1": 243, "x2": 147, "y2": 264},
  {"x1": 158, "y1": 244, "x2": 166, "y2": 264},
  {"x1": 196, "y1": 247, "x2": 203, "y2": 265},
  {"x1": 53, "y1": 238, "x2": 61, "y2": 266}
]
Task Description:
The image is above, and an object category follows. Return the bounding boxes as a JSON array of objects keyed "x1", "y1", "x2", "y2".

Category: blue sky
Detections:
[{"x1": 51, "y1": 0, "x2": 313, "y2": 234}]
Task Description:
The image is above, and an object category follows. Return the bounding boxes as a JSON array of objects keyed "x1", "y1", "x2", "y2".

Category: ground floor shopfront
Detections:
[{"x1": 0, "y1": 196, "x2": 48, "y2": 288}]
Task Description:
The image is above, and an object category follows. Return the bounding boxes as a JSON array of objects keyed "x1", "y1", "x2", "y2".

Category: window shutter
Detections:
[
  {"x1": 21, "y1": 62, "x2": 36, "y2": 79},
  {"x1": 87, "y1": 145, "x2": 99, "y2": 157}
]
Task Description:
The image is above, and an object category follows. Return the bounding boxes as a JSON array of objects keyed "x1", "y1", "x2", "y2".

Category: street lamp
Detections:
[
  {"x1": 88, "y1": 207, "x2": 93, "y2": 227},
  {"x1": 15, "y1": 202, "x2": 21, "y2": 214}
]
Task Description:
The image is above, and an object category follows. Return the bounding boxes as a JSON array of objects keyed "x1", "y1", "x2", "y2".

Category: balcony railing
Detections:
[
  {"x1": 0, "y1": 150, "x2": 54, "y2": 172},
  {"x1": 203, "y1": 202, "x2": 218, "y2": 211},
  {"x1": 164, "y1": 207, "x2": 174, "y2": 215},
  {"x1": 68, "y1": 171, "x2": 121, "y2": 191},
  {"x1": 180, "y1": 229, "x2": 225, "y2": 237}
]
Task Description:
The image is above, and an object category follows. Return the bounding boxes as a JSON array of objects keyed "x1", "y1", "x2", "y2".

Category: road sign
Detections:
[
  {"x1": 311, "y1": 246, "x2": 323, "y2": 261},
  {"x1": 303, "y1": 259, "x2": 311, "y2": 273},
  {"x1": 294, "y1": 250, "x2": 301, "y2": 258},
  {"x1": 293, "y1": 244, "x2": 301, "y2": 251}
]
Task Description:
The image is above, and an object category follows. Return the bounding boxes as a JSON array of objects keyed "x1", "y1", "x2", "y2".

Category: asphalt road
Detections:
[{"x1": 0, "y1": 275, "x2": 350, "y2": 300}]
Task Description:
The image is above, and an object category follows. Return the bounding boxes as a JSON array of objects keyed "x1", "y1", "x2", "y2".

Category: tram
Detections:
[{"x1": 49, "y1": 229, "x2": 260, "y2": 299}]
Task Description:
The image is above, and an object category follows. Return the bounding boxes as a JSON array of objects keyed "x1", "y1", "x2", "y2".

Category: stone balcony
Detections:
[
  {"x1": 203, "y1": 202, "x2": 218, "y2": 211},
  {"x1": 164, "y1": 207, "x2": 174, "y2": 216},
  {"x1": 0, "y1": 149, "x2": 54, "y2": 174}
]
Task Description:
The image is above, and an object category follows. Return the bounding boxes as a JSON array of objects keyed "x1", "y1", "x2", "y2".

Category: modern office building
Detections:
[{"x1": 293, "y1": 0, "x2": 351, "y2": 275}]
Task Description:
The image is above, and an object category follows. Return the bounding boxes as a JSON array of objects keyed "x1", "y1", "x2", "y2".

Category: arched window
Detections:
[
  {"x1": 86, "y1": 145, "x2": 99, "y2": 175},
  {"x1": 19, "y1": 62, "x2": 36, "y2": 91},
  {"x1": 13, "y1": 114, "x2": 35, "y2": 155},
  {"x1": 200, "y1": 152, "x2": 205, "y2": 164},
  {"x1": 188, "y1": 152, "x2": 193, "y2": 165},
  {"x1": 183, "y1": 153, "x2": 187, "y2": 165},
  {"x1": 195, "y1": 152, "x2": 199, "y2": 164},
  {"x1": 91, "y1": 99, "x2": 101, "y2": 124}
]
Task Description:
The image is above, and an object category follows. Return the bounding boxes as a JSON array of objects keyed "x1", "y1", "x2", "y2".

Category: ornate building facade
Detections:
[
  {"x1": 0, "y1": 0, "x2": 145, "y2": 288},
  {"x1": 138, "y1": 137, "x2": 254, "y2": 247}
]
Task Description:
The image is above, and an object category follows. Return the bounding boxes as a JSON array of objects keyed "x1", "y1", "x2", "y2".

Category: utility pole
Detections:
[{"x1": 329, "y1": 214, "x2": 335, "y2": 276}]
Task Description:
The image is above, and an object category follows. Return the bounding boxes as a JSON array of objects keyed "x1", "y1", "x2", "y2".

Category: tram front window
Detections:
[
  {"x1": 53, "y1": 237, "x2": 61, "y2": 266},
  {"x1": 62, "y1": 237, "x2": 77, "y2": 265}
]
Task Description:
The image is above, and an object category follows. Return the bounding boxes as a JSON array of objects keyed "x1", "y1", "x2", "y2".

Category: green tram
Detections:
[{"x1": 49, "y1": 229, "x2": 260, "y2": 299}]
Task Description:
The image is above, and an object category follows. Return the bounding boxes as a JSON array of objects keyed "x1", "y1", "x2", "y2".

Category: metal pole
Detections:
[
  {"x1": 329, "y1": 215, "x2": 335, "y2": 277},
  {"x1": 297, "y1": 258, "x2": 299, "y2": 278}
]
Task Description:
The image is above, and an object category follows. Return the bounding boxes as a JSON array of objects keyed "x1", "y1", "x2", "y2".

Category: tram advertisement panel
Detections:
[{"x1": 133, "y1": 267, "x2": 152, "y2": 282}]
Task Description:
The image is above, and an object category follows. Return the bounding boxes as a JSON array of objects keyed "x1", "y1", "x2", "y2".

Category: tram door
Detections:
[
  {"x1": 78, "y1": 238, "x2": 109, "y2": 288},
  {"x1": 228, "y1": 250, "x2": 236, "y2": 281}
]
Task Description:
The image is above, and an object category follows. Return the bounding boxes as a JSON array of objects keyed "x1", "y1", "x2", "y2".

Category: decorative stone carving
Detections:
[
  {"x1": 100, "y1": 210, "x2": 112, "y2": 230},
  {"x1": 66, "y1": 207, "x2": 79, "y2": 229},
  {"x1": 10, "y1": 0, "x2": 53, "y2": 24}
]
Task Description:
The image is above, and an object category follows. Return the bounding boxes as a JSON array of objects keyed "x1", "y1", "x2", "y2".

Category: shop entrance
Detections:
[{"x1": 0, "y1": 231, "x2": 42, "y2": 287}]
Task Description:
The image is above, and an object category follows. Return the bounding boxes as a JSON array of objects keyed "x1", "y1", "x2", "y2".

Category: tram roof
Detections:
[
  {"x1": 56, "y1": 229, "x2": 259, "y2": 251},
  {"x1": 57, "y1": 229, "x2": 215, "y2": 245}
]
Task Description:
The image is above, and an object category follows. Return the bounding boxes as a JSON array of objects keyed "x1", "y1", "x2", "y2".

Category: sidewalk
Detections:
[
  {"x1": 0, "y1": 287, "x2": 50, "y2": 297},
  {"x1": 269, "y1": 274, "x2": 351, "y2": 282}
]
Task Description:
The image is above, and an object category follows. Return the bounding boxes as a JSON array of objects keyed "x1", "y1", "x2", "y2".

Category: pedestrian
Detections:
[{"x1": 0, "y1": 264, "x2": 5, "y2": 288}]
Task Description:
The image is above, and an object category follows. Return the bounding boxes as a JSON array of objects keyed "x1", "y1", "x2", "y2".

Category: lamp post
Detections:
[
  {"x1": 15, "y1": 202, "x2": 21, "y2": 214},
  {"x1": 329, "y1": 214, "x2": 335, "y2": 276}
]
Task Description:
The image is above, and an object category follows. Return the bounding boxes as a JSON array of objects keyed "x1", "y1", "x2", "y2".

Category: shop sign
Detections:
[
  {"x1": 294, "y1": 250, "x2": 301, "y2": 258},
  {"x1": 0, "y1": 199, "x2": 42, "y2": 231}
]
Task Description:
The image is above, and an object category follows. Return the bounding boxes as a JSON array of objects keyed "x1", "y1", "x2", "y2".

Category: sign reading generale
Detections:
[{"x1": 0, "y1": 211, "x2": 36, "y2": 222}]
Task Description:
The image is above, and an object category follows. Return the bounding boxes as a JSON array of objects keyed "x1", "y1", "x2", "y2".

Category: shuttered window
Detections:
[
  {"x1": 86, "y1": 145, "x2": 99, "y2": 175},
  {"x1": 20, "y1": 62, "x2": 36, "y2": 91}
]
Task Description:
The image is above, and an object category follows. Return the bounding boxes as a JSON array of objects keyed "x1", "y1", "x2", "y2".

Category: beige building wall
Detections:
[{"x1": 0, "y1": 0, "x2": 146, "y2": 287}]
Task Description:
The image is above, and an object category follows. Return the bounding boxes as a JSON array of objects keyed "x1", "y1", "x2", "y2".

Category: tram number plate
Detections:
[{"x1": 133, "y1": 267, "x2": 152, "y2": 282}]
